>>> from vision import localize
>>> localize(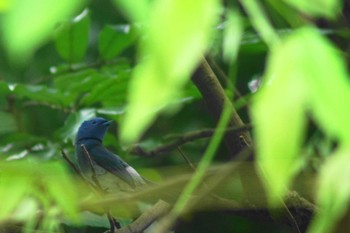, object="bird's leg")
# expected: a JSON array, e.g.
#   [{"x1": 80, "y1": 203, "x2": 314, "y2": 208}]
[{"x1": 107, "y1": 212, "x2": 121, "y2": 232}]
